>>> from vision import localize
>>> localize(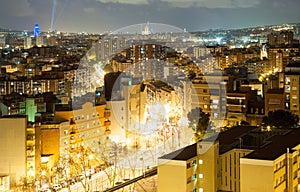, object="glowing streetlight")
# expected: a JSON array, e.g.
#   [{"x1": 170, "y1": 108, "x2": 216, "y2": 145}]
[{"x1": 41, "y1": 170, "x2": 47, "y2": 176}]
